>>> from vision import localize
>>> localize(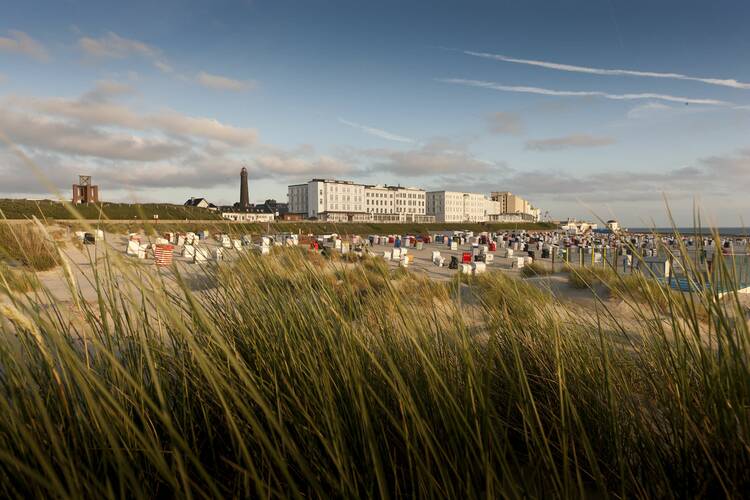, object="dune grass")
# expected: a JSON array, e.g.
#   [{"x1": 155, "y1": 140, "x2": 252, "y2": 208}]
[
  {"x1": 0, "y1": 233, "x2": 747, "y2": 498},
  {"x1": 565, "y1": 264, "x2": 617, "y2": 289},
  {"x1": 564, "y1": 259, "x2": 714, "y2": 322},
  {"x1": 0, "y1": 222, "x2": 60, "y2": 271},
  {"x1": 521, "y1": 261, "x2": 554, "y2": 278},
  {"x1": 0, "y1": 262, "x2": 41, "y2": 293}
]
